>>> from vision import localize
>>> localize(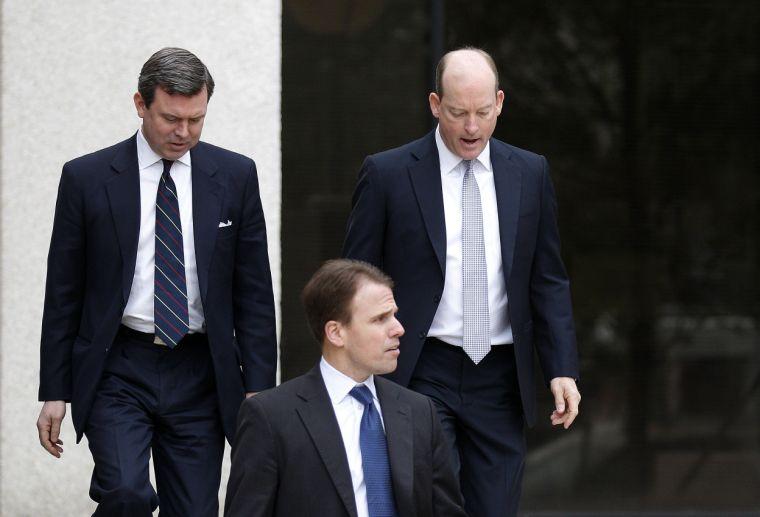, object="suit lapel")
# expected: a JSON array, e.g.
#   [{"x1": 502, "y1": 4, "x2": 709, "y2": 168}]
[
  {"x1": 491, "y1": 143, "x2": 522, "y2": 286},
  {"x1": 408, "y1": 133, "x2": 446, "y2": 276},
  {"x1": 189, "y1": 144, "x2": 224, "y2": 305},
  {"x1": 106, "y1": 136, "x2": 141, "y2": 305},
  {"x1": 296, "y1": 366, "x2": 359, "y2": 517},
  {"x1": 376, "y1": 378, "x2": 414, "y2": 516}
]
